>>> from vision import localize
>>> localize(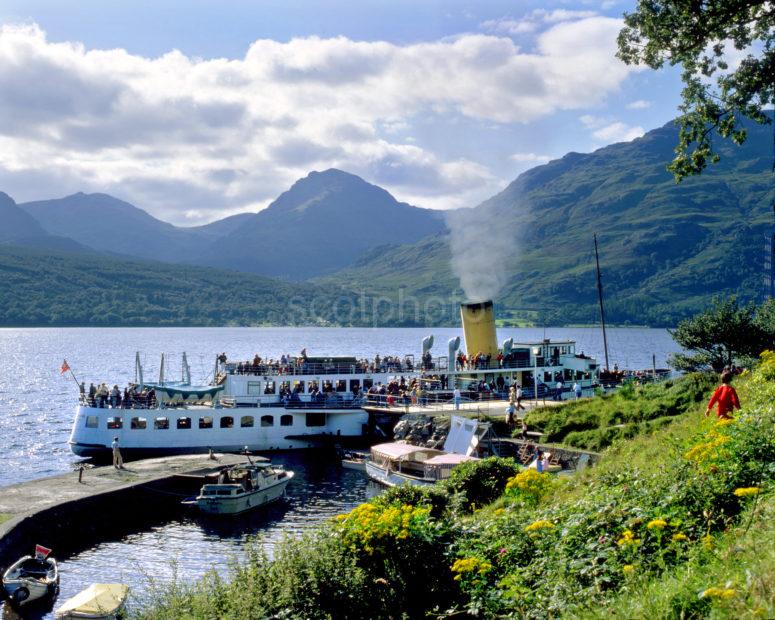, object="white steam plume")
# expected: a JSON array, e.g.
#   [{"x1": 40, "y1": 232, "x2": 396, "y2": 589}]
[{"x1": 445, "y1": 201, "x2": 520, "y2": 302}]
